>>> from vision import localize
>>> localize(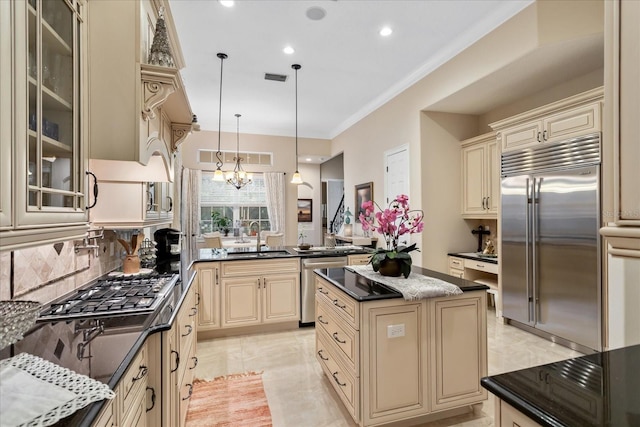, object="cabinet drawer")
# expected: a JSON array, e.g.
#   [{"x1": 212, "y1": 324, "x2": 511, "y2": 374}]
[
  {"x1": 449, "y1": 268, "x2": 464, "y2": 279},
  {"x1": 499, "y1": 400, "x2": 542, "y2": 427},
  {"x1": 316, "y1": 300, "x2": 359, "y2": 372},
  {"x1": 120, "y1": 345, "x2": 148, "y2": 420},
  {"x1": 121, "y1": 384, "x2": 147, "y2": 427},
  {"x1": 315, "y1": 278, "x2": 359, "y2": 329},
  {"x1": 316, "y1": 331, "x2": 359, "y2": 422},
  {"x1": 448, "y1": 257, "x2": 465, "y2": 270},
  {"x1": 93, "y1": 400, "x2": 116, "y2": 427},
  {"x1": 464, "y1": 259, "x2": 498, "y2": 275},
  {"x1": 221, "y1": 258, "x2": 300, "y2": 277}
]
